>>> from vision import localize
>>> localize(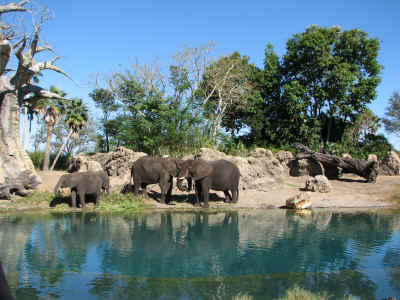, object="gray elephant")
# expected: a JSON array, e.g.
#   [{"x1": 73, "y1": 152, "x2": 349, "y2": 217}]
[
  {"x1": 54, "y1": 171, "x2": 105, "y2": 208},
  {"x1": 130, "y1": 156, "x2": 190, "y2": 204},
  {"x1": 176, "y1": 159, "x2": 240, "y2": 208}
]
